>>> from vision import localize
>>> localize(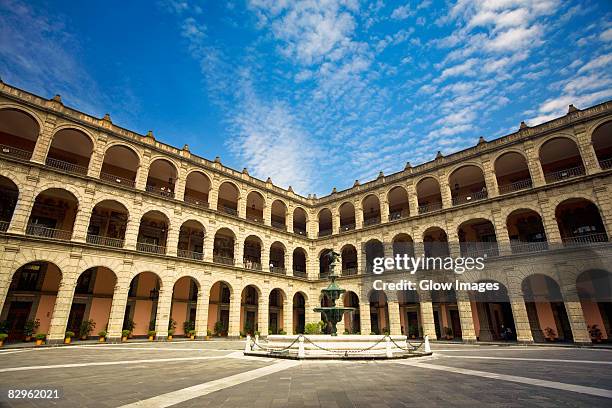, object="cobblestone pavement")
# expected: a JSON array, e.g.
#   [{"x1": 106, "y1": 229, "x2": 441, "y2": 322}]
[{"x1": 0, "y1": 341, "x2": 610, "y2": 407}]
